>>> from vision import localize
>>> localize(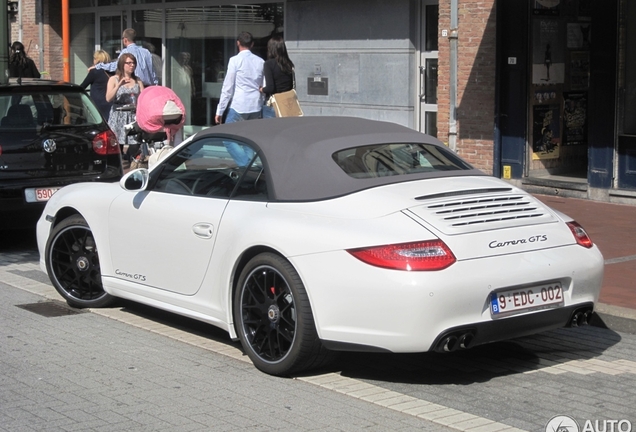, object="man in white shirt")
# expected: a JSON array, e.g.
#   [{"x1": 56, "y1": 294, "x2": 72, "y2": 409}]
[
  {"x1": 215, "y1": 31, "x2": 264, "y2": 125},
  {"x1": 215, "y1": 32, "x2": 264, "y2": 166}
]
